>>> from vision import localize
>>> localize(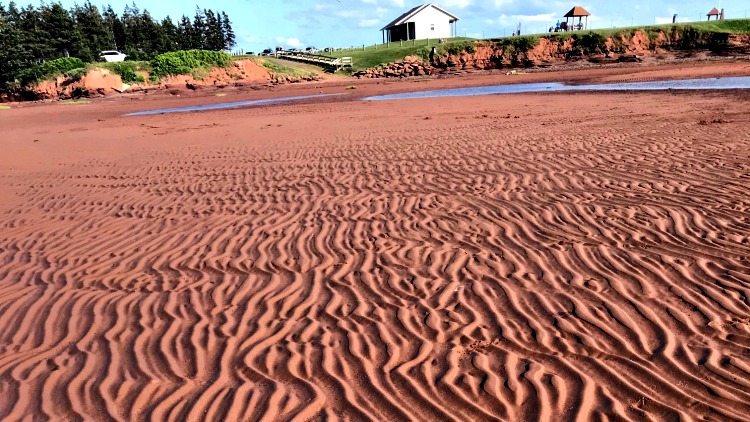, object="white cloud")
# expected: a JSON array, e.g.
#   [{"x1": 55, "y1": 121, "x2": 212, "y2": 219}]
[
  {"x1": 494, "y1": 0, "x2": 516, "y2": 7},
  {"x1": 495, "y1": 12, "x2": 556, "y2": 26},
  {"x1": 275, "y1": 37, "x2": 304, "y2": 48},
  {"x1": 442, "y1": 0, "x2": 473, "y2": 8},
  {"x1": 359, "y1": 18, "x2": 381, "y2": 27}
]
